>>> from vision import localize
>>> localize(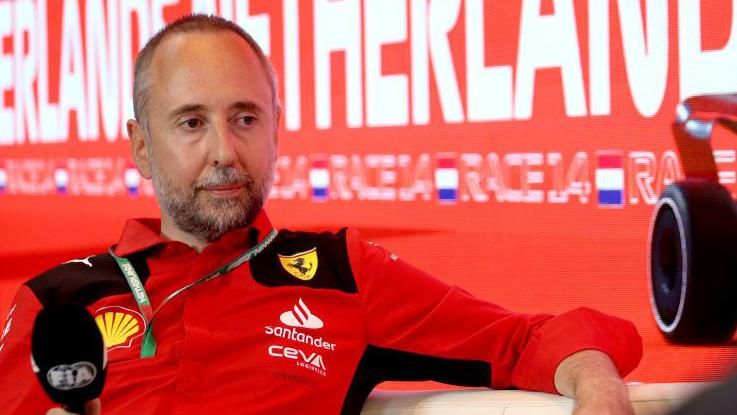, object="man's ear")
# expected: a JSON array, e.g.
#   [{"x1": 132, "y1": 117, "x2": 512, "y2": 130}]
[{"x1": 127, "y1": 119, "x2": 153, "y2": 180}]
